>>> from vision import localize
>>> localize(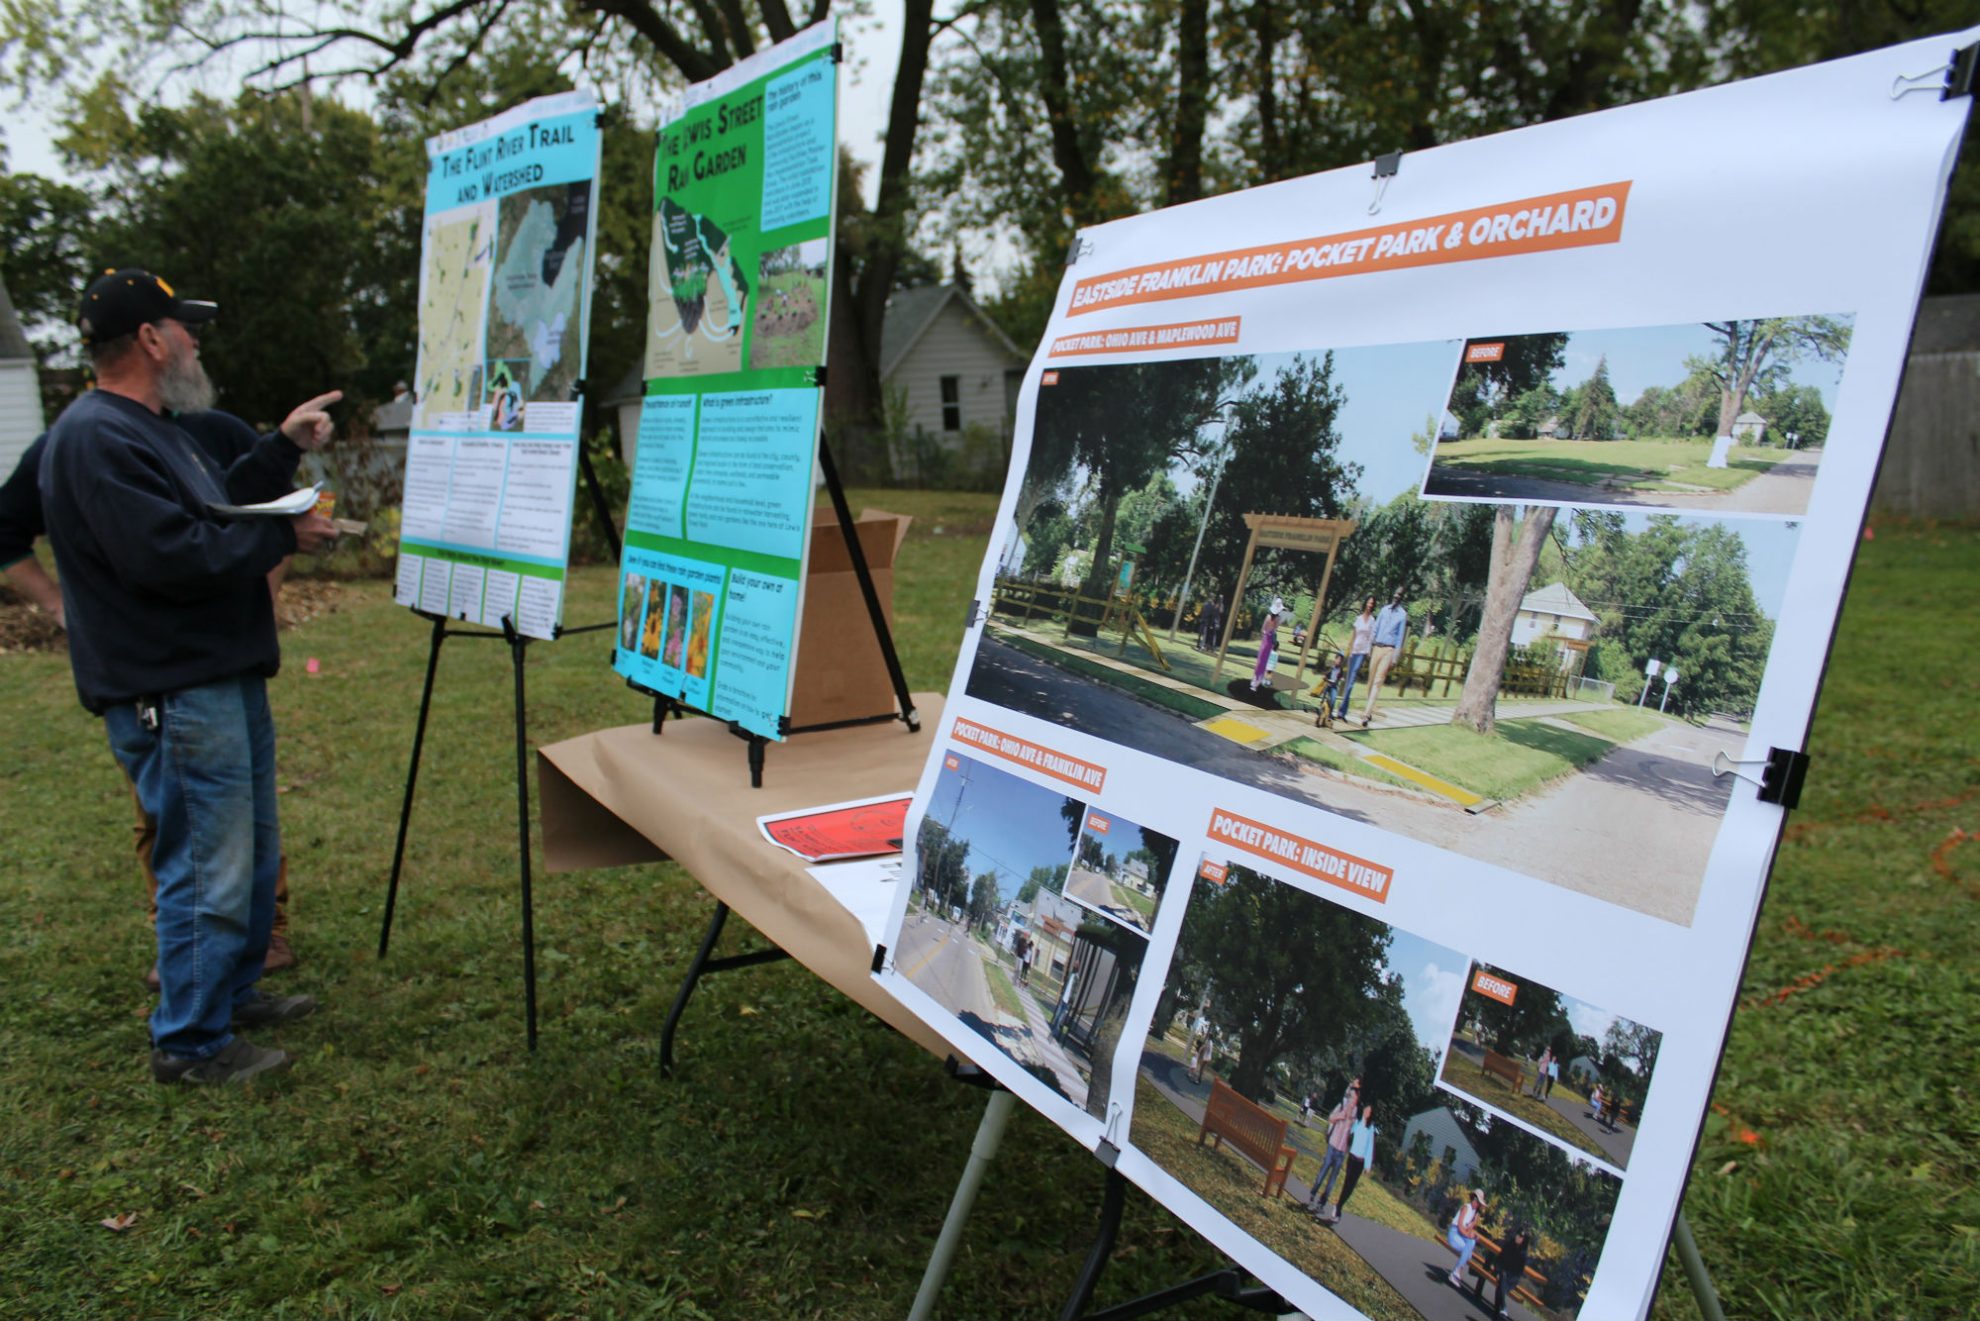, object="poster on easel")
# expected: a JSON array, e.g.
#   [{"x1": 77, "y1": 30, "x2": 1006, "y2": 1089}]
[
  {"x1": 392, "y1": 90, "x2": 603, "y2": 641},
  {"x1": 612, "y1": 20, "x2": 839, "y2": 741},
  {"x1": 875, "y1": 32, "x2": 1974, "y2": 1321}
]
